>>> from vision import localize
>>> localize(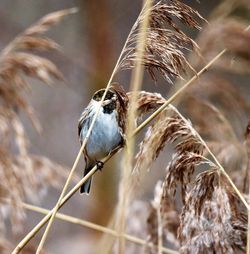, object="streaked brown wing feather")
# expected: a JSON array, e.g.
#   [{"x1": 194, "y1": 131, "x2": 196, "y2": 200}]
[{"x1": 110, "y1": 83, "x2": 128, "y2": 139}]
